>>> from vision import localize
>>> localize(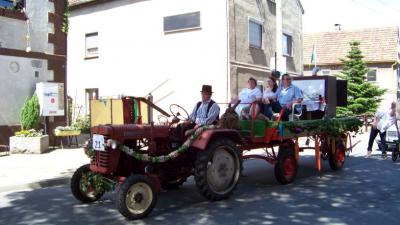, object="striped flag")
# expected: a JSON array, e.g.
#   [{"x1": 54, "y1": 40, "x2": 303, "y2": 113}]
[{"x1": 311, "y1": 44, "x2": 317, "y2": 67}]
